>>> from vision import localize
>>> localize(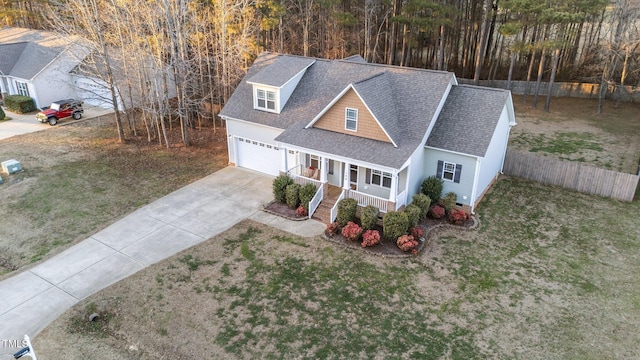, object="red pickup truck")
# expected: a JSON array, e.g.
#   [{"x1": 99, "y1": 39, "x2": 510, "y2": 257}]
[{"x1": 35, "y1": 99, "x2": 84, "y2": 126}]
